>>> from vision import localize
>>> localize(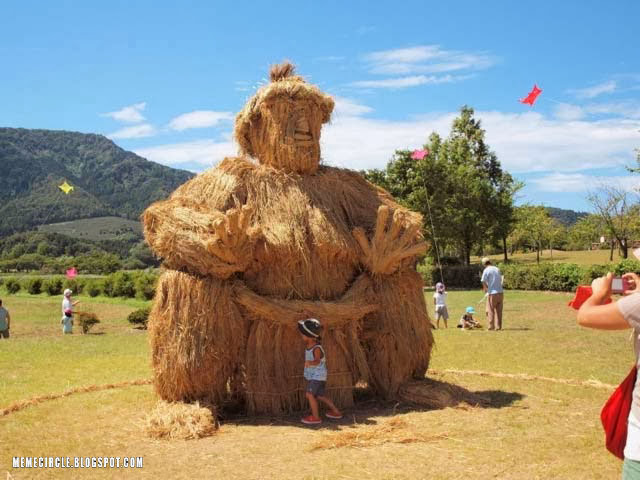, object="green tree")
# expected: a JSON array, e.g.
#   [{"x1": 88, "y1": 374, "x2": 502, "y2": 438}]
[
  {"x1": 588, "y1": 185, "x2": 638, "y2": 259},
  {"x1": 511, "y1": 205, "x2": 556, "y2": 263},
  {"x1": 567, "y1": 215, "x2": 604, "y2": 251},
  {"x1": 364, "y1": 107, "x2": 518, "y2": 266}
]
